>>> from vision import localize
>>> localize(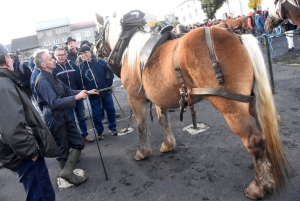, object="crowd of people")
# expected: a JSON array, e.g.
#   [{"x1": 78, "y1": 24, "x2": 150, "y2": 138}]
[{"x1": 0, "y1": 35, "x2": 120, "y2": 200}]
